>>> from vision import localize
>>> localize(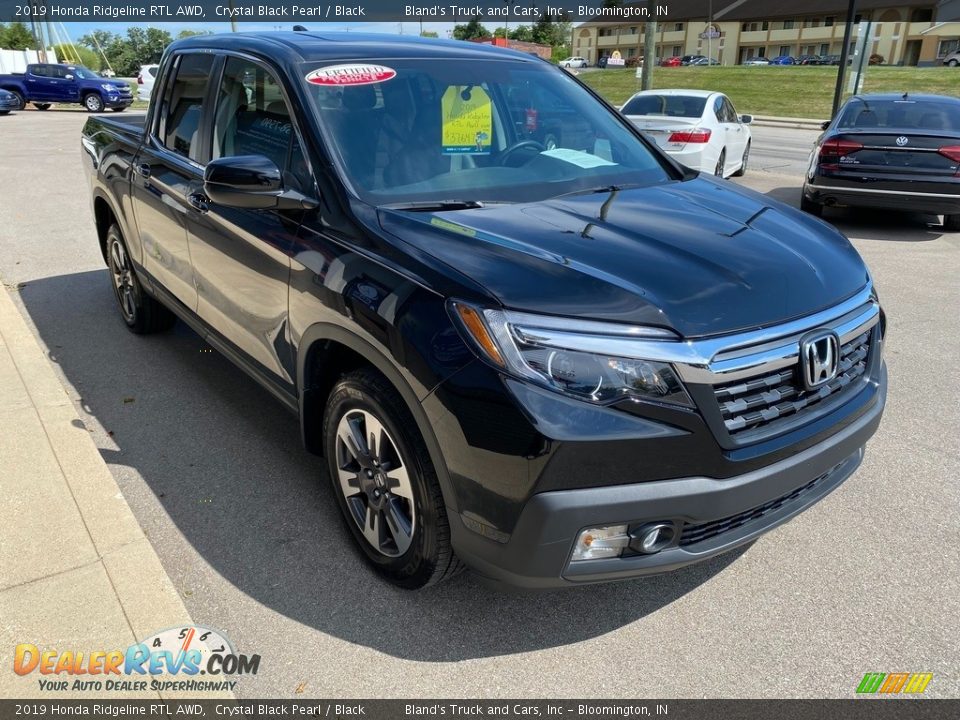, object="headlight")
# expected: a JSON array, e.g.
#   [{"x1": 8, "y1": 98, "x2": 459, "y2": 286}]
[
  {"x1": 450, "y1": 302, "x2": 693, "y2": 408},
  {"x1": 101, "y1": 83, "x2": 119, "y2": 92}
]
